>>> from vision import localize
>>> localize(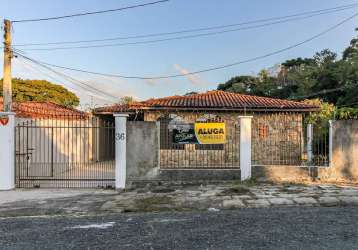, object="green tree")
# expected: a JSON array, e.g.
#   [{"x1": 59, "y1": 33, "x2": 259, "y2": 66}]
[
  {"x1": 118, "y1": 96, "x2": 135, "y2": 105},
  {"x1": 217, "y1": 33, "x2": 358, "y2": 108},
  {"x1": 217, "y1": 75, "x2": 257, "y2": 94},
  {"x1": 0, "y1": 78, "x2": 80, "y2": 107}
]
